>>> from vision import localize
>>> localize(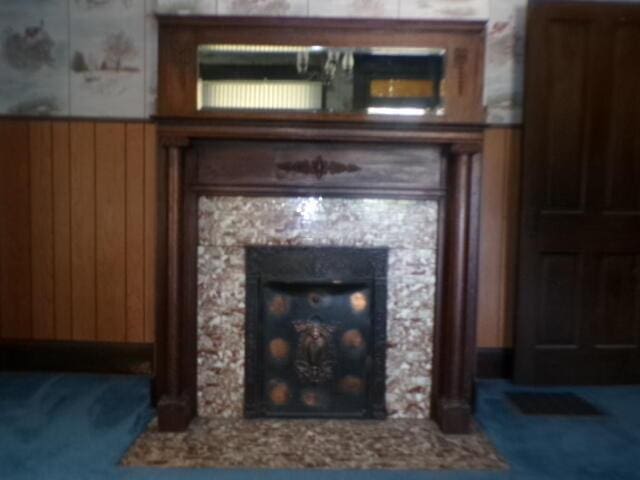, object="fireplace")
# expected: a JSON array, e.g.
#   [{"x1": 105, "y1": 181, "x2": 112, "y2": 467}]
[
  {"x1": 154, "y1": 15, "x2": 485, "y2": 435},
  {"x1": 244, "y1": 246, "x2": 388, "y2": 419}
]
